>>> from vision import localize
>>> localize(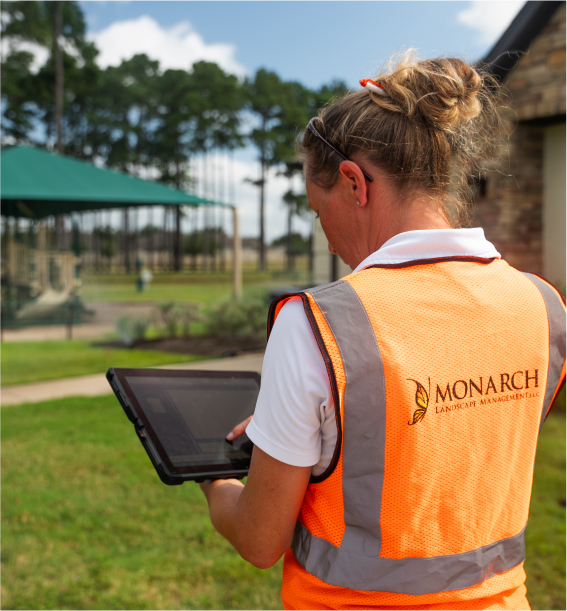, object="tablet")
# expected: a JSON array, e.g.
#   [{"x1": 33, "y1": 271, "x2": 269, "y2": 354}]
[{"x1": 107, "y1": 368, "x2": 260, "y2": 485}]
